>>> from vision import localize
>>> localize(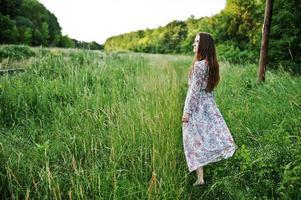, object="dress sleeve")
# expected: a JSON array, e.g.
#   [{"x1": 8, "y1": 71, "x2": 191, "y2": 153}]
[{"x1": 183, "y1": 61, "x2": 207, "y2": 115}]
